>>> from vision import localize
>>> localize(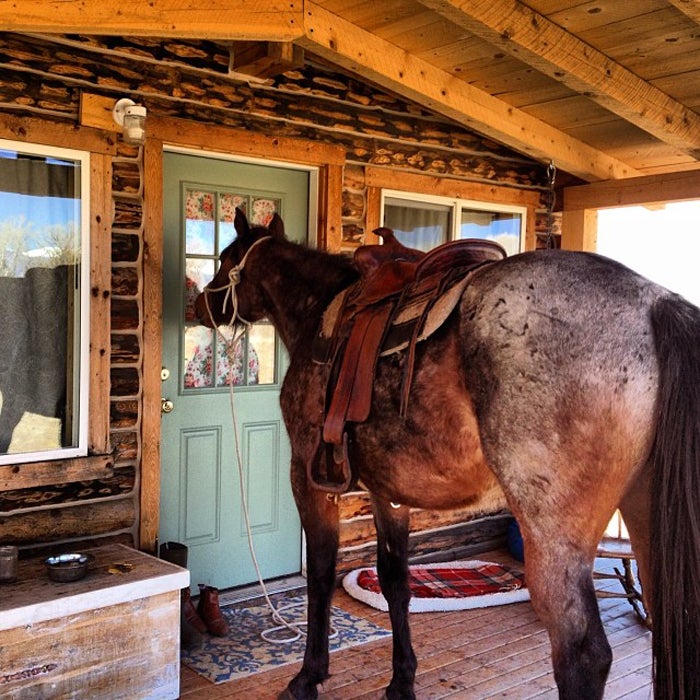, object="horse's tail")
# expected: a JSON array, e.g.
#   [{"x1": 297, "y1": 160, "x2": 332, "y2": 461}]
[{"x1": 649, "y1": 293, "x2": 700, "y2": 700}]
